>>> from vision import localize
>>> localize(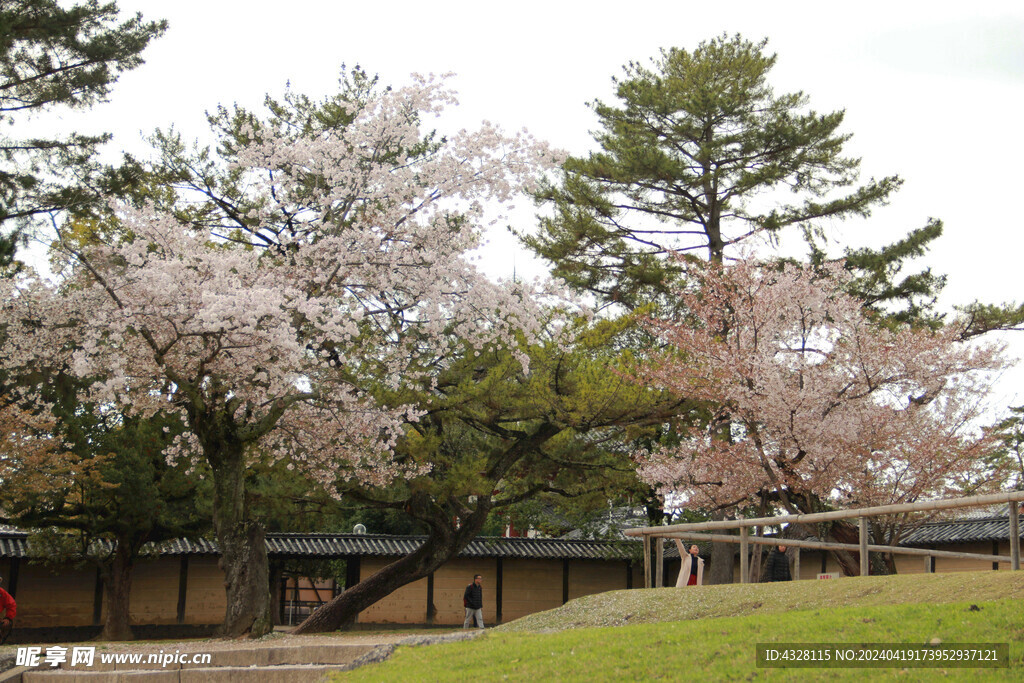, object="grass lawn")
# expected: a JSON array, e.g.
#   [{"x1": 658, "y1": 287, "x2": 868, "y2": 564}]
[{"x1": 333, "y1": 572, "x2": 1024, "y2": 681}]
